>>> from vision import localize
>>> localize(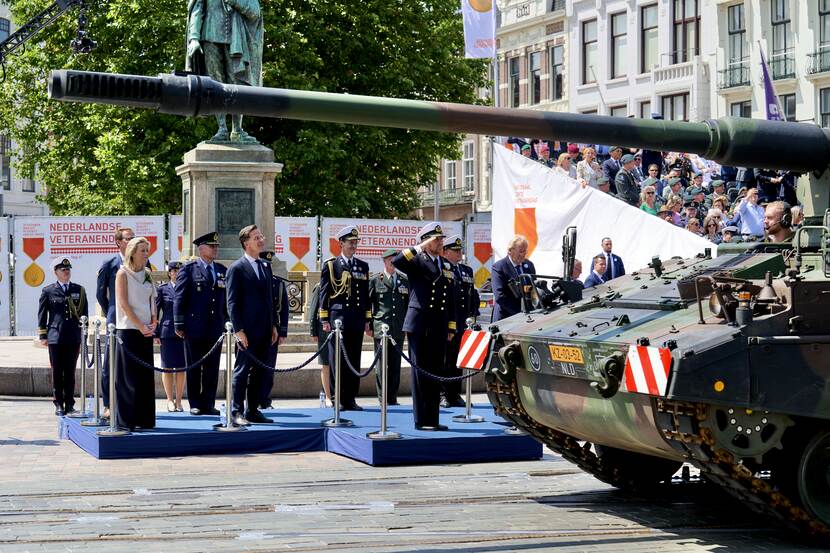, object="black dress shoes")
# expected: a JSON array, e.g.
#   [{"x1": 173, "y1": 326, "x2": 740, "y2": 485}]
[
  {"x1": 441, "y1": 396, "x2": 466, "y2": 408},
  {"x1": 204, "y1": 408, "x2": 221, "y2": 416},
  {"x1": 341, "y1": 403, "x2": 363, "y2": 411},
  {"x1": 189, "y1": 408, "x2": 202, "y2": 416},
  {"x1": 245, "y1": 410, "x2": 273, "y2": 424},
  {"x1": 232, "y1": 413, "x2": 250, "y2": 426},
  {"x1": 54, "y1": 407, "x2": 65, "y2": 416},
  {"x1": 415, "y1": 424, "x2": 449, "y2": 432}
]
